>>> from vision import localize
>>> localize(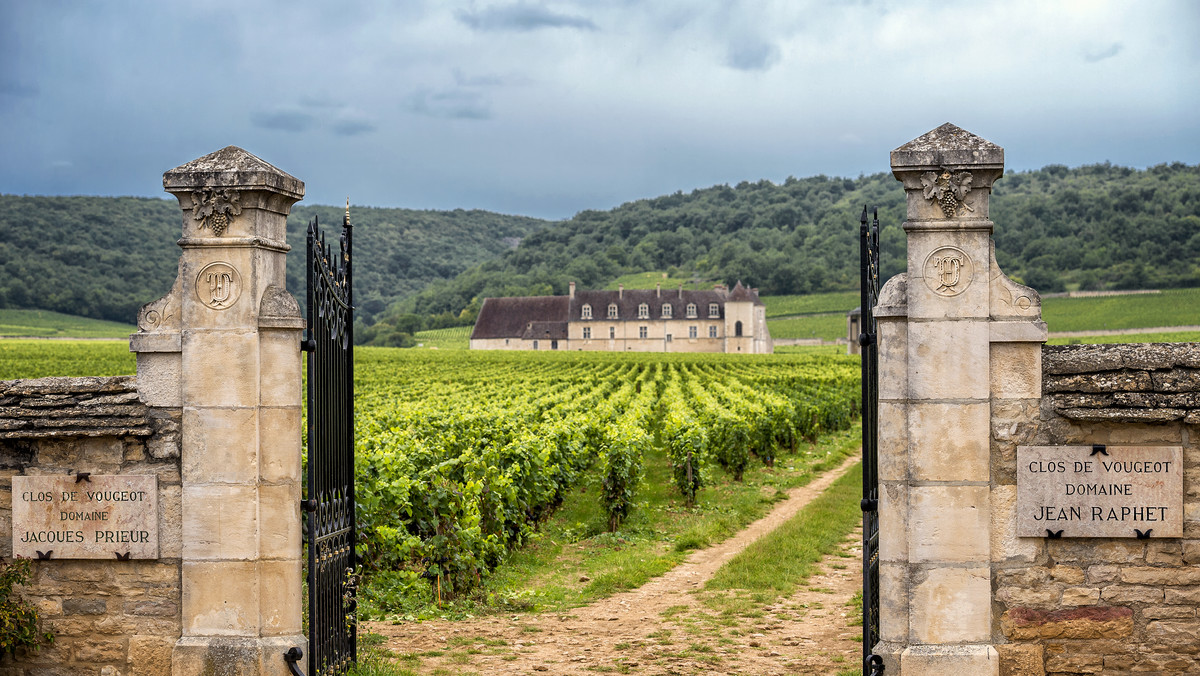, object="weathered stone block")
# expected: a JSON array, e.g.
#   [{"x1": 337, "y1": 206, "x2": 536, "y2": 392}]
[
  {"x1": 1045, "y1": 652, "x2": 1103, "y2": 673},
  {"x1": 997, "y1": 642, "x2": 1044, "y2": 676},
  {"x1": 1001, "y1": 605, "x2": 1133, "y2": 639},
  {"x1": 258, "y1": 406, "x2": 301, "y2": 484},
  {"x1": 879, "y1": 562, "x2": 909, "y2": 643},
  {"x1": 877, "y1": 401, "x2": 907, "y2": 482},
  {"x1": 1164, "y1": 586, "x2": 1200, "y2": 604},
  {"x1": 991, "y1": 342, "x2": 1041, "y2": 399},
  {"x1": 908, "y1": 320, "x2": 990, "y2": 400},
  {"x1": 1121, "y1": 566, "x2": 1200, "y2": 585},
  {"x1": 991, "y1": 484, "x2": 1040, "y2": 563},
  {"x1": 181, "y1": 484, "x2": 259, "y2": 560},
  {"x1": 909, "y1": 402, "x2": 989, "y2": 482},
  {"x1": 181, "y1": 561, "x2": 259, "y2": 635},
  {"x1": 910, "y1": 566, "x2": 991, "y2": 643},
  {"x1": 62, "y1": 598, "x2": 107, "y2": 615},
  {"x1": 900, "y1": 644, "x2": 1000, "y2": 676},
  {"x1": 130, "y1": 634, "x2": 174, "y2": 676},
  {"x1": 1061, "y1": 587, "x2": 1100, "y2": 606},
  {"x1": 182, "y1": 406, "x2": 258, "y2": 484},
  {"x1": 180, "y1": 330, "x2": 259, "y2": 408},
  {"x1": 1145, "y1": 619, "x2": 1200, "y2": 647},
  {"x1": 1100, "y1": 585, "x2": 1164, "y2": 604},
  {"x1": 879, "y1": 482, "x2": 907, "y2": 562},
  {"x1": 1144, "y1": 605, "x2": 1196, "y2": 619},
  {"x1": 259, "y1": 559, "x2": 302, "y2": 636},
  {"x1": 908, "y1": 485, "x2": 990, "y2": 562},
  {"x1": 1044, "y1": 370, "x2": 1153, "y2": 394}
]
